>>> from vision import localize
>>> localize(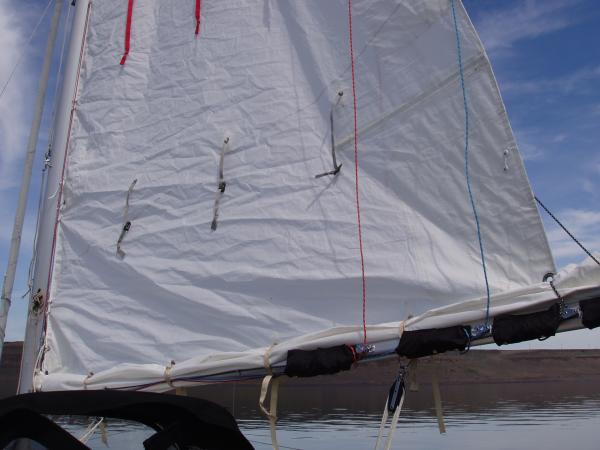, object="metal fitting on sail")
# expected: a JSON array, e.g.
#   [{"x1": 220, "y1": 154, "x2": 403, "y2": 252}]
[
  {"x1": 211, "y1": 137, "x2": 229, "y2": 231},
  {"x1": 315, "y1": 91, "x2": 344, "y2": 178},
  {"x1": 31, "y1": 289, "x2": 44, "y2": 314},
  {"x1": 43, "y1": 144, "x2": 52, "y2": 170},
  {"x1": 354, "y1": 342, "x2": 374, "y2": 355},
  {"x1": 543, "y1": 272, "x2": 579, "y2": 320},
  {"x1": 470, "y1": 323, "x2": 491, "y2": 340},
  {"x1": 116, "y1": 179, "x2": 137, "y2": 259}
]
